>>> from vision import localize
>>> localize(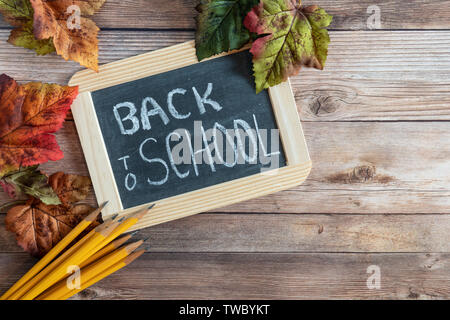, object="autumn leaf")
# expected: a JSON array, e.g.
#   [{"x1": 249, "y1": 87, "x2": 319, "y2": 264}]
[
  {"x1": 9, "y1": 20, "x2": 56, "y2": 55},
  {"x1": 0, "y1": 0, "x2": 105, "y2": 70},
  {"x1": 30, "y1": 0, "x2": 106, "y2": 71},
  {"x1": 195, "y1": 0, "x2": 259, "y2": 61},
  {"x1": 5, "y1": 198, "x2": 94, "y2": 257},
  {"x1": 0, "y1": 0, "x2": 33, "y2": 27},
  {"x1": 244, "y1": 0, "x2": 332, "y2": 93},
  {"x1": 0, "y1": 74, "x2": 78, "y2": 177},
  {"x1": 0, "y1": 165, "x2": 60, "y2": 204},
  {"x1": 48, "y1": 171, "x2": 91, "y2": 205},
  {"x1": 0, "y1": 0, "x2": 55, "y2": 54},
  {"x1": 5, "y1": 171, "x2": 94, "y2": 257}
]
